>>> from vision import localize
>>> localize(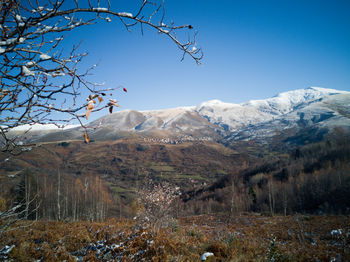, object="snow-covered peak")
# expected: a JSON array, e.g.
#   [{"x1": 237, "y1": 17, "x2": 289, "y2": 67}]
[
  {"x1": 194, "y1": 87, "x2": 350, "y2": 131},
  {"x1": 142, "y1": 106, "x2": 194, "y2": 126},
  {"x1": 270, "y1": 86, "x2": 348, "y2": 102},
  {"x1": 196, "y1": 99, "x2": 237, "y2": 110},
  {"x1": 196, "y1": 87, "x2": 347, "y2": 114},
  {"x1": 198, "y1": 99, "x2": 224, "y2": 107},
  {"x1": 140, "y1": 106, "x2": 195, "y2": 114},
  {"x1": 307, "y1": 86, "x2": 349, "y2": 94},
  {"x1": 275, "y1": 86, "x2": 347, "y2": 100},
  {"x1": 242, "y1": 87, "x2": 349, "y2": 115}
]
